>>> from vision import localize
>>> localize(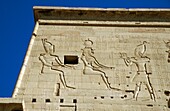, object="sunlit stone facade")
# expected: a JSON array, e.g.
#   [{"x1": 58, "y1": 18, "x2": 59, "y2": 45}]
[{"x1": 1, "y1": 6, "x2": 170, "y2": 111}]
